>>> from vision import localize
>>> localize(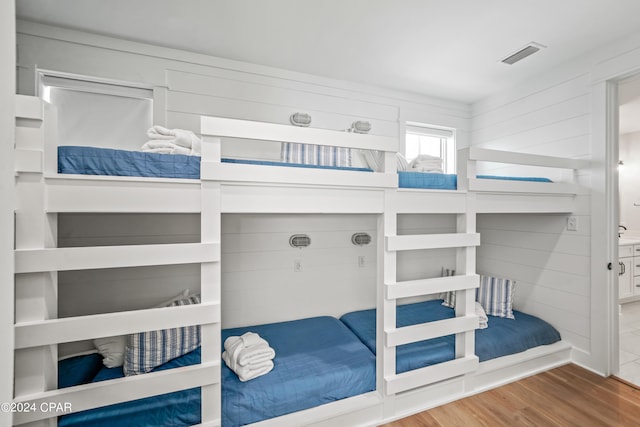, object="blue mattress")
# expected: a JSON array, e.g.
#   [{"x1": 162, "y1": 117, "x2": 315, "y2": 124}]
[
  {"x1": 58, "y1": 146, "x2": 551, "y2": 190},
  {"x1": 398, "y1": 171, "x2": 552, "y2": 190},
  {"x1": 58, "y1": 316, "x2": 376, "y2": 427},
  {"x1": 340, "y1": 299, "x2": 561, "y2": 374},
  {"x1": 57, "y1": 146, "x2": 372, "y2": 178}
]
